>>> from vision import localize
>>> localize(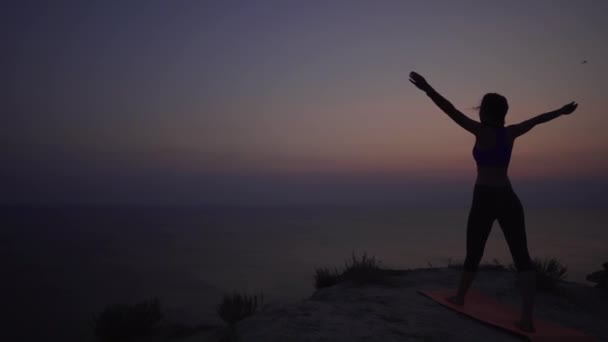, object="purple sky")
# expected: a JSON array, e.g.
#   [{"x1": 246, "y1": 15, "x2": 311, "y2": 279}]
[{"x1": 2, "y1": 1, "x2": 608, "y2": 205}]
